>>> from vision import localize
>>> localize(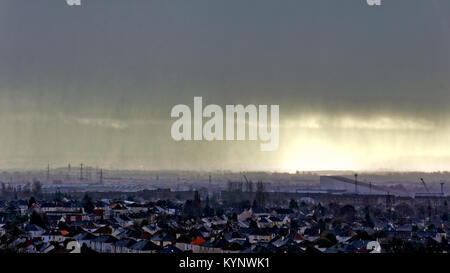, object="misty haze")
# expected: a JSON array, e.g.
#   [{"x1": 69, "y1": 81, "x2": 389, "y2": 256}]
[{"x1": 1, "y1": 0, "x2": 450, "y2": 257}]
